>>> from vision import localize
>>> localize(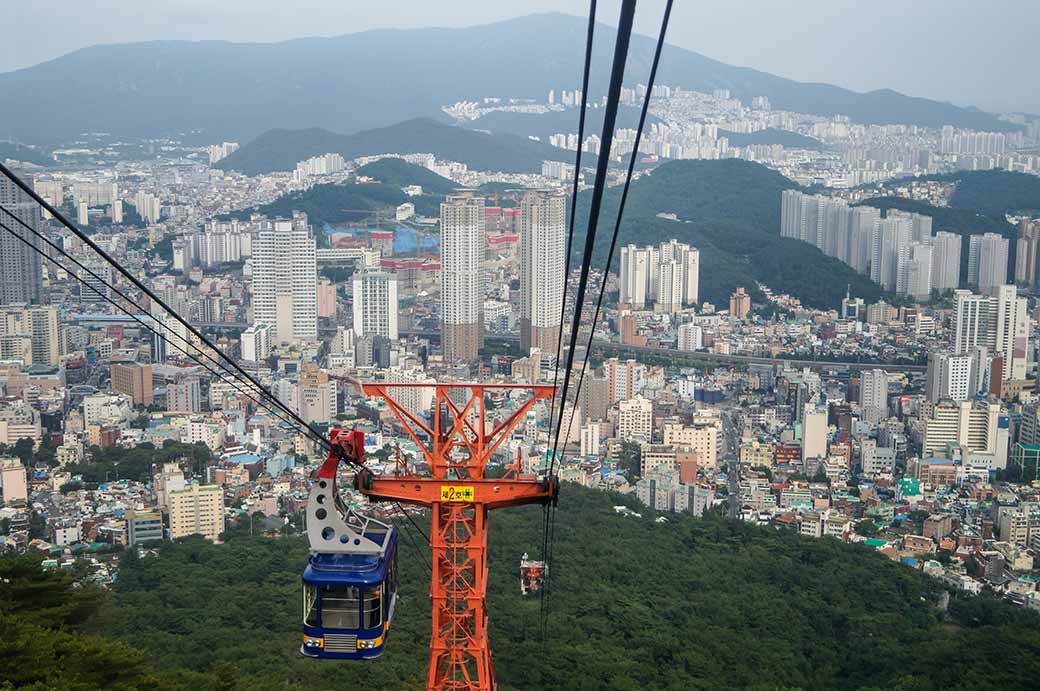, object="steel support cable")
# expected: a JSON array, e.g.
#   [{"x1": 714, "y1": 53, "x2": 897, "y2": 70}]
[
  {"x1": 395, "y1": 503, "x2": 432, "y2": 572},
  {"x1": 560, "y1": 0, "x2": 674, "y2": 455},
  {"x1": 0, "y1": 162, "x2": 330, "y2": 447},
  {"x1": 544, "y1": 0, "x2": 675, "y2": 647},
  {"x1": 0, "y1": 213, "x2": 317, "y2": 440},
  {"x1": 546, "y1": 0, "x2": 598, "y2": 460},
  {"x1": 540, "y1": 0, "x2": 598, "y2": 624},
  {"x1": 541, "y1": 0, "x2": 639, "y2": 643},
  {"x1": 549, "y1": 0, "x2": 637, "y2": 471}
]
